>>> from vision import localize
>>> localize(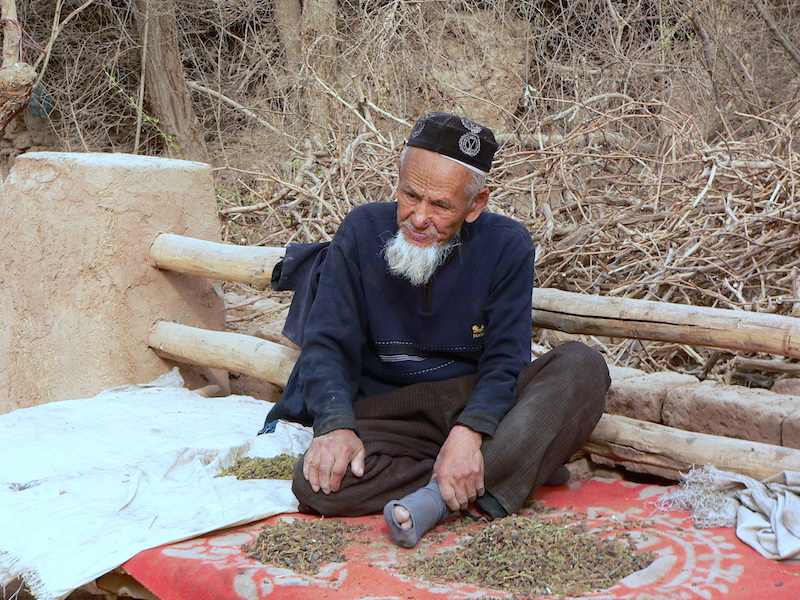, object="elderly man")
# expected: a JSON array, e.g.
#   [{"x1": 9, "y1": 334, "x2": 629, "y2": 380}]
[{"x1": 262, "y1": 112, "x2": 609, "y2": 548}]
